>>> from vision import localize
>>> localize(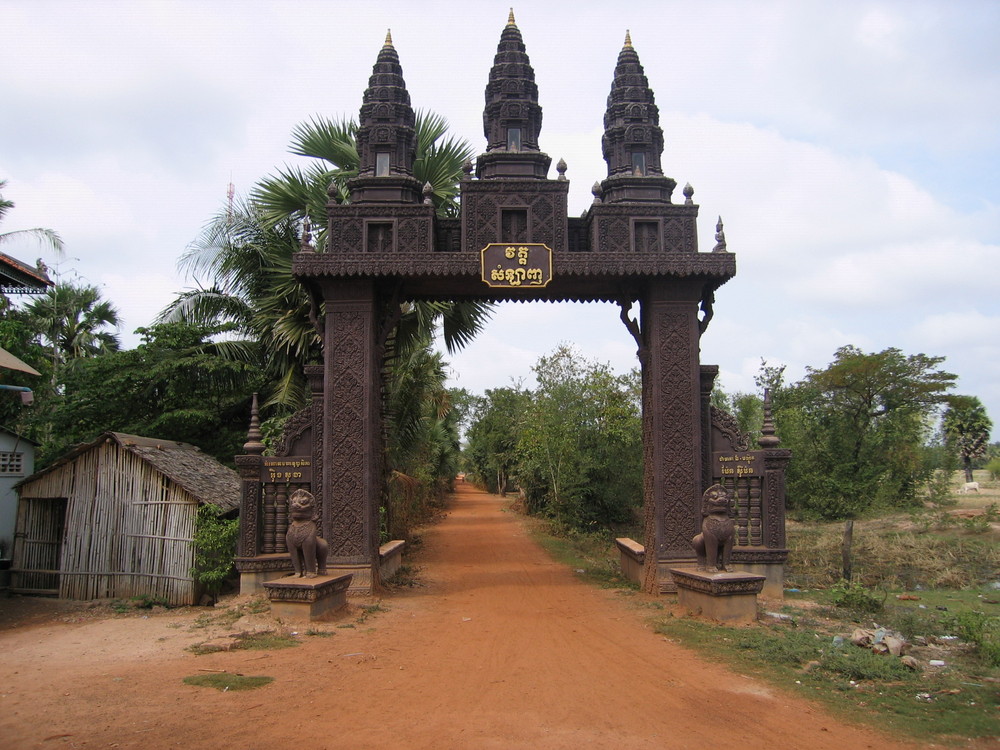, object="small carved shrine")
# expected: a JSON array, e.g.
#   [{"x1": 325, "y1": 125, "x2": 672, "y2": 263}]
[{"x1": 235, "y1": 15, "x2": 789, "y2": 596}]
